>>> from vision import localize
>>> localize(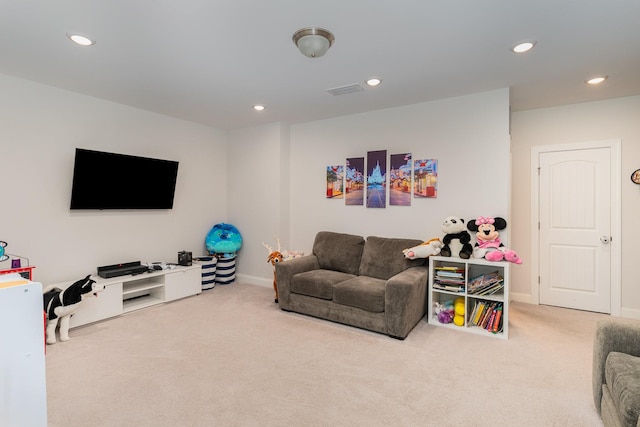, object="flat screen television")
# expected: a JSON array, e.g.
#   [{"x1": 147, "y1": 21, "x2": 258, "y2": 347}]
[{"x1": 70, "y1": 148, "x2": 179, "y2": 210}]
